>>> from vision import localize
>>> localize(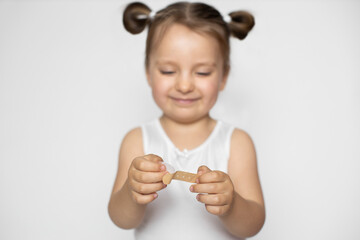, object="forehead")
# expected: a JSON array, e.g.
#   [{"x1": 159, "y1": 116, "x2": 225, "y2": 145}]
[{"x1": 150, "y1": 23, "x2": 222, "y2": 64}]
